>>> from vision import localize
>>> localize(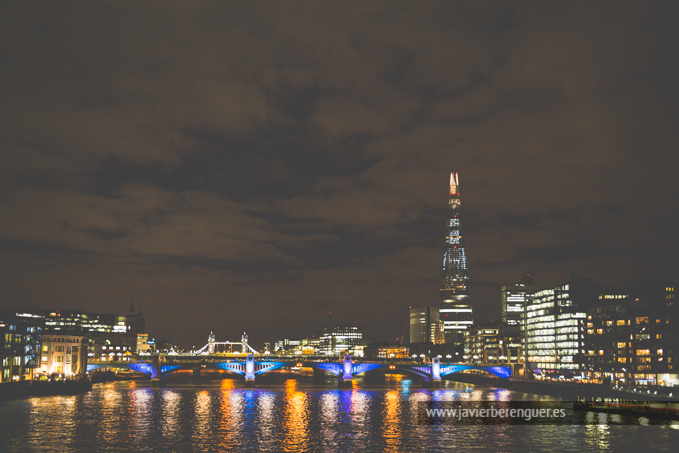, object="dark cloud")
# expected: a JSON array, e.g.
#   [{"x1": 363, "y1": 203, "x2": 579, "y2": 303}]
[{"x1": 1, "y1": 1, "x2": 677, "y2": 346}]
